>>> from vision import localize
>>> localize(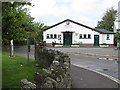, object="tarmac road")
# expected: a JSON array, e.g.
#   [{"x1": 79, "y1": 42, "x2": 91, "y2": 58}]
[
  {"x1": 70, "y1": 65, "x2": 119, "y2": 88},
  {"x1": 69, "y1": 54, "x2": 118, "y2": 79},
  {"x1": 2, "y1": 45, "x2": 120, "y2": 88}
]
